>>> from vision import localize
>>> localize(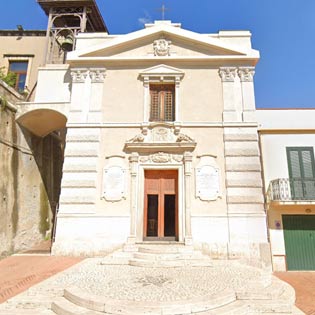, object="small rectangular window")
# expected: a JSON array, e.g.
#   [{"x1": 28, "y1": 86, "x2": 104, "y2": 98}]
[
  {"x1": 150, "y1": 84, "x2": 175, "y2": 122},
  {"x1": 9, "y1": 61, "x2": 28, "y2": 91}
]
